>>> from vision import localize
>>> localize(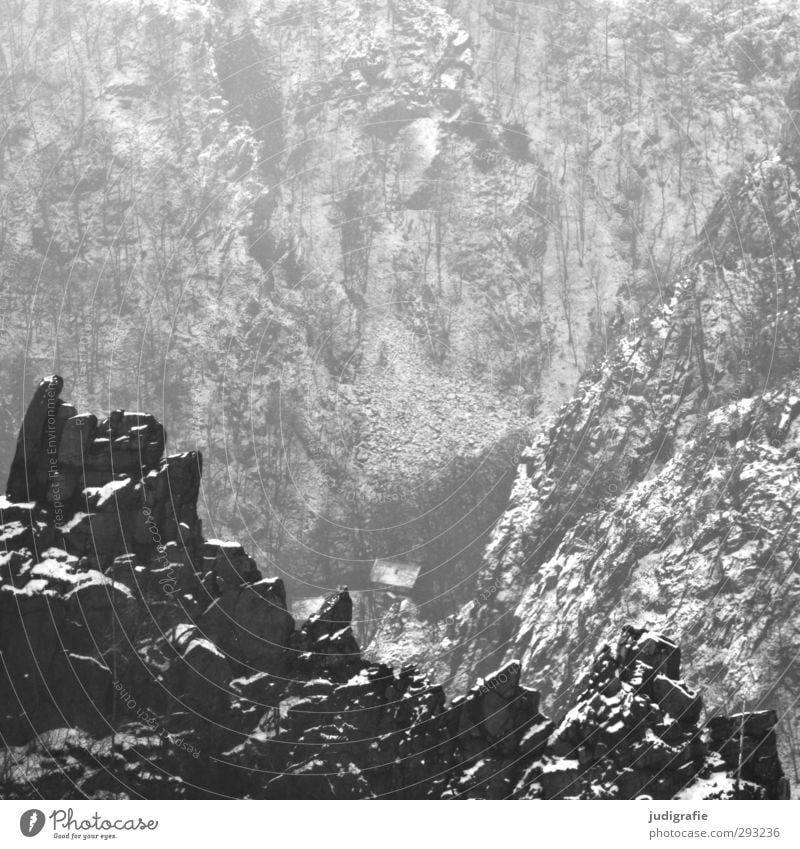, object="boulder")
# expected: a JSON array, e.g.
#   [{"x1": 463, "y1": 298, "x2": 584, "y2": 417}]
[
  {"x1": 231, "y1": 579, "x2": 294, "y2": 673},
  {"x1": 294, "y1": 589, "x2": 361, "y2": 678},
  {"x1": 0, "y1": 581, "x2": 69, "y2": 741},
  {"x1": 442, "y1": 756, "x2": 516, "y2": 799},
  {"x1": 518, "y1": 717, "x2": 554, "y2": 759},
  {"x1": 167, "y1": 623, "x2": 234, "y2": 712},
  {"x1": 456, "y1": 661, "x2": 525, "y2": 754},
  {"x1": 159, "y1": 452, "x2": 201, "y2": 504},
  {"x1": 197, "y1": 540, "x2": 260, "y2": 593},
  {"x1": 83, "y1": 476, "x2": 138, "y2": 513},
  {"x1": 707, "y1": 710, "x2": 778, "y2": 741},
  {"x1": 196, "y1": 592, "x2": 245, "y2": 664},
  {"x1": 539, "y1": 759, "x2": 582, "y2": 799},
  {"x1": 57, "y1": 413, "x2": 97, "y2": 467},
  {"x1": 230, "y1": 671, "x2": 284, "y2": 708},
  {"x1": 63, "y1": 575, "x2": 137, "y2": 649},
  {"x1": 49, "y1": 652, "x2": 114, "y2": 735},
  {"x1": 0, "y1": 519, "x2": 35, "y2": 554},
  {"x1": 652, "y1": 674, "x2": 703, "y2": 725},
  {"x1": 301, "y1": 587, "x2": 353, "y2": 641},
  {"x1": 0, "y1": 496, "x2": 36, "y2": 526},
  {"x1": 617, "y1": 626, "x2": 681, "y2": 682},
  {"x1": 61, "y1": 512, "x2": 123, "y2": 568},
  {"x1": 82, "y1": 411, "x2": 165, "y2": 478}
]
